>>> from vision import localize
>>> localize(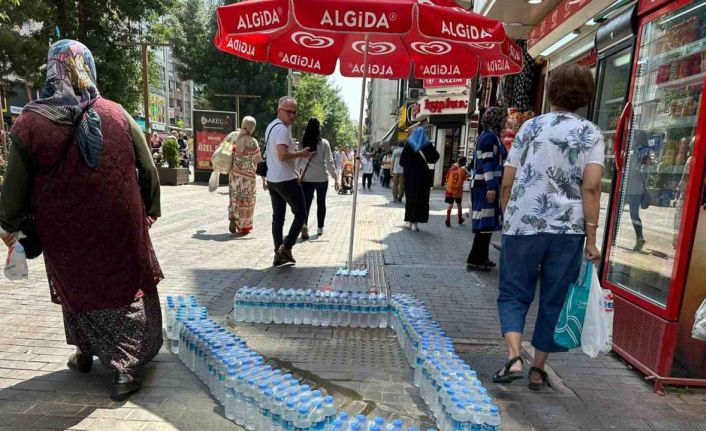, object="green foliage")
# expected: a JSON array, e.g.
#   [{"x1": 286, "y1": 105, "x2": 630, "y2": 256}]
[
  {"x1": 0, "y1": 0, "x2": 172, "y2": 113},
  {"x1": 293, "y1": 74, "x2": 358, "y2": 150},
  {"x1": 170, "y1": 0, "x2": 356, "y2": 147},
  {"x1": 176, "y1": 118, "x2": 184, "y2": 128},
  {"x1": 162, "y1": 136, "x2": 179, "y2": 168}
]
